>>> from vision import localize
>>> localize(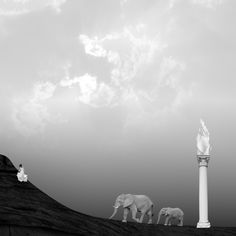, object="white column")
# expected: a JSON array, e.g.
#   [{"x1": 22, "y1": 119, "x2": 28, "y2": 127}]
[{"x1": 197, "y1": 155, "x2": 211, "y2": 228}]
